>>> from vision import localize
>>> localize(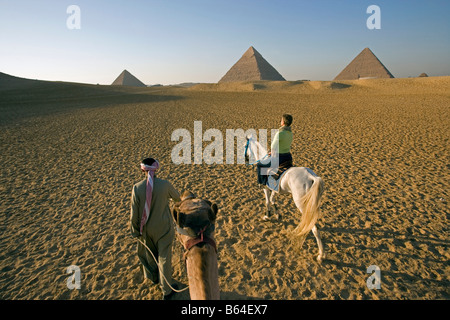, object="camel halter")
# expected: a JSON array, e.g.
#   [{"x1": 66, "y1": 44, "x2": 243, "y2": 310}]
[{"x1": 181, "y1": 224, "x2": 217, "y2": 259}]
